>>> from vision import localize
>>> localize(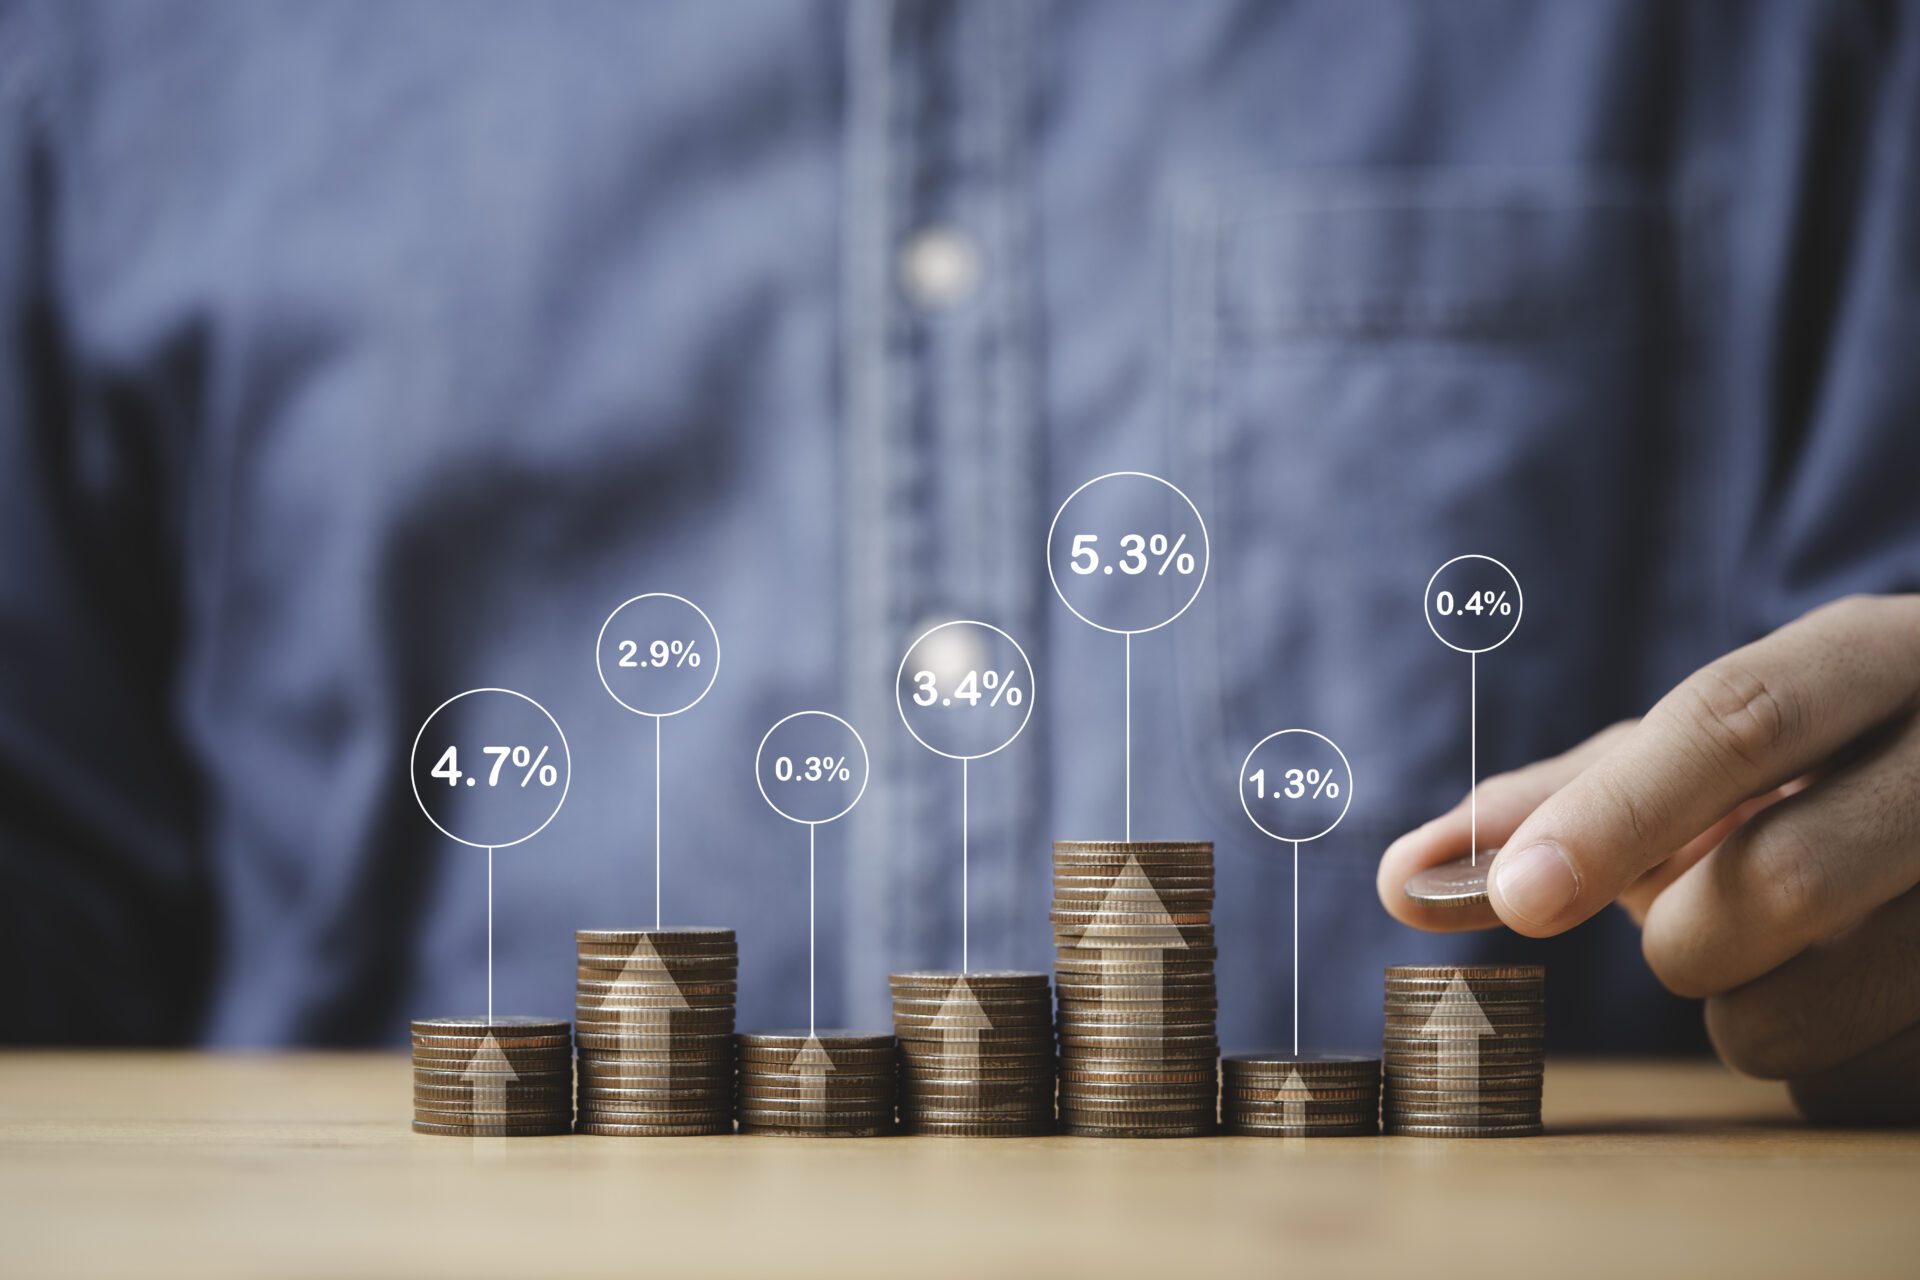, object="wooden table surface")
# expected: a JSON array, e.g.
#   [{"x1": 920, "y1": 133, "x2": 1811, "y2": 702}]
[{"x1": 1, "y1": 1053, "x2": 1915, "y2": 1278}]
